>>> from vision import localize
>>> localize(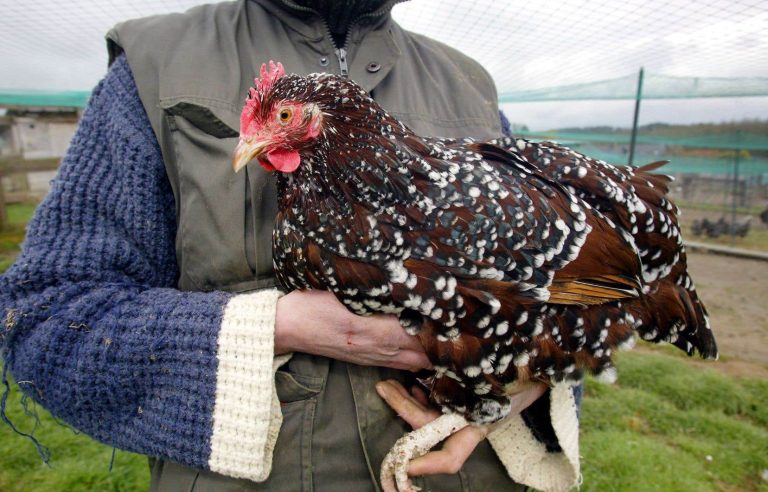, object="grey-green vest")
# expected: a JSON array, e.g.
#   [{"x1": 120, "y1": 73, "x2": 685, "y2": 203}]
[{"x1": 107, "y1": 1, "x2": 518, "y2": 490}]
